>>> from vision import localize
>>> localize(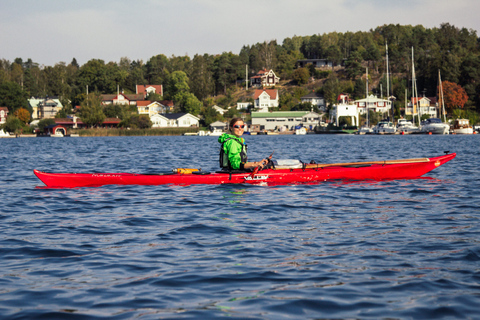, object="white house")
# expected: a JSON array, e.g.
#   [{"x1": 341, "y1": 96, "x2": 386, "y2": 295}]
[
  {"x1": 251, "y1": 111, "x2": 320, "y2": 131},
  {"x1": 0, "y1": 107, "x2": 8, "y2": 124},
  {"x1": 300, "y1": 92, "x2": 326, "y2": 111},
  {"x1": 236, "y1": 102, "x2": 252, "y2": 110},
  {"x1": 150, "y1": 114, "x2": 169, "y2": 128},
  {"x1": 212, "y1": 105, "x2": 227, "y2": 115},
  {"x1": 254, "y1": 89, "x2": 279, "y2": 112},
  {"x1": 161, "y1": 113, "x2": 200, "y2": 127},
  {"x1": 137, "y1": 101, "x2": 173, "y2": 116},
  {"x1": 354, "y1": 95, "x2": 392, "y2": 115},
  {"x1": 408, "y1": 97, "x2": 437, "y2": 118}
]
